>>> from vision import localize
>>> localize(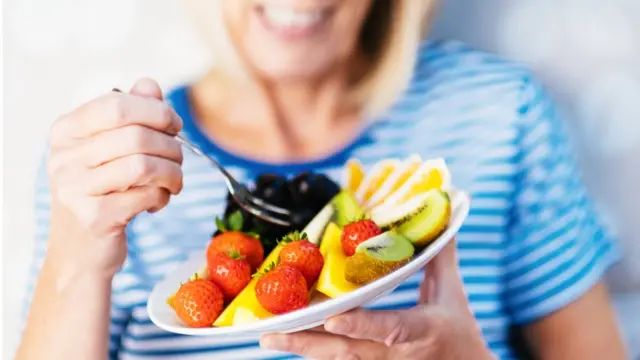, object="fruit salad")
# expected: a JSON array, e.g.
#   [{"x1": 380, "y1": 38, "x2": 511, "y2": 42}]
[{"x1": 168, "y1": 155, "x2": 452, "y2": 328}]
